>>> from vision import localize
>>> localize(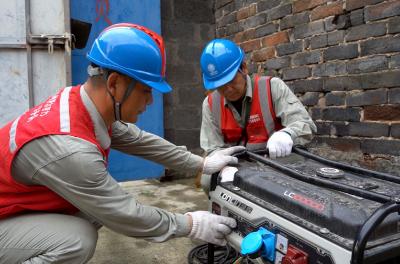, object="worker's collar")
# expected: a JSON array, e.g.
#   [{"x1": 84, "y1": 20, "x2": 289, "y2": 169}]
[
  {"x1": 223, "y1": 75, "x2": 253, "y2": 106},
  {"x1": 80, "y1": 85, "x2": 111, "y2": 149}
]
